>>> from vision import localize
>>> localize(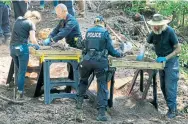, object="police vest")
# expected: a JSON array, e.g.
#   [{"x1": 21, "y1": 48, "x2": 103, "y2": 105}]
[{"x1": 85, "y1": 26, "x2": 107, "y2": 51}]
